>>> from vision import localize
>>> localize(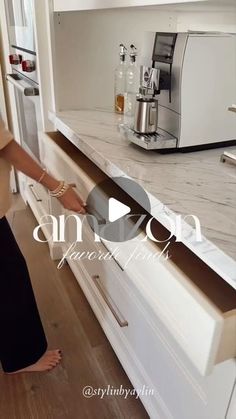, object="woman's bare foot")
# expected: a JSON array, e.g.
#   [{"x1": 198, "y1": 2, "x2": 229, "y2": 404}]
[{"x1": 5, "y1": 350, "x2": 62, "y2": 374}]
